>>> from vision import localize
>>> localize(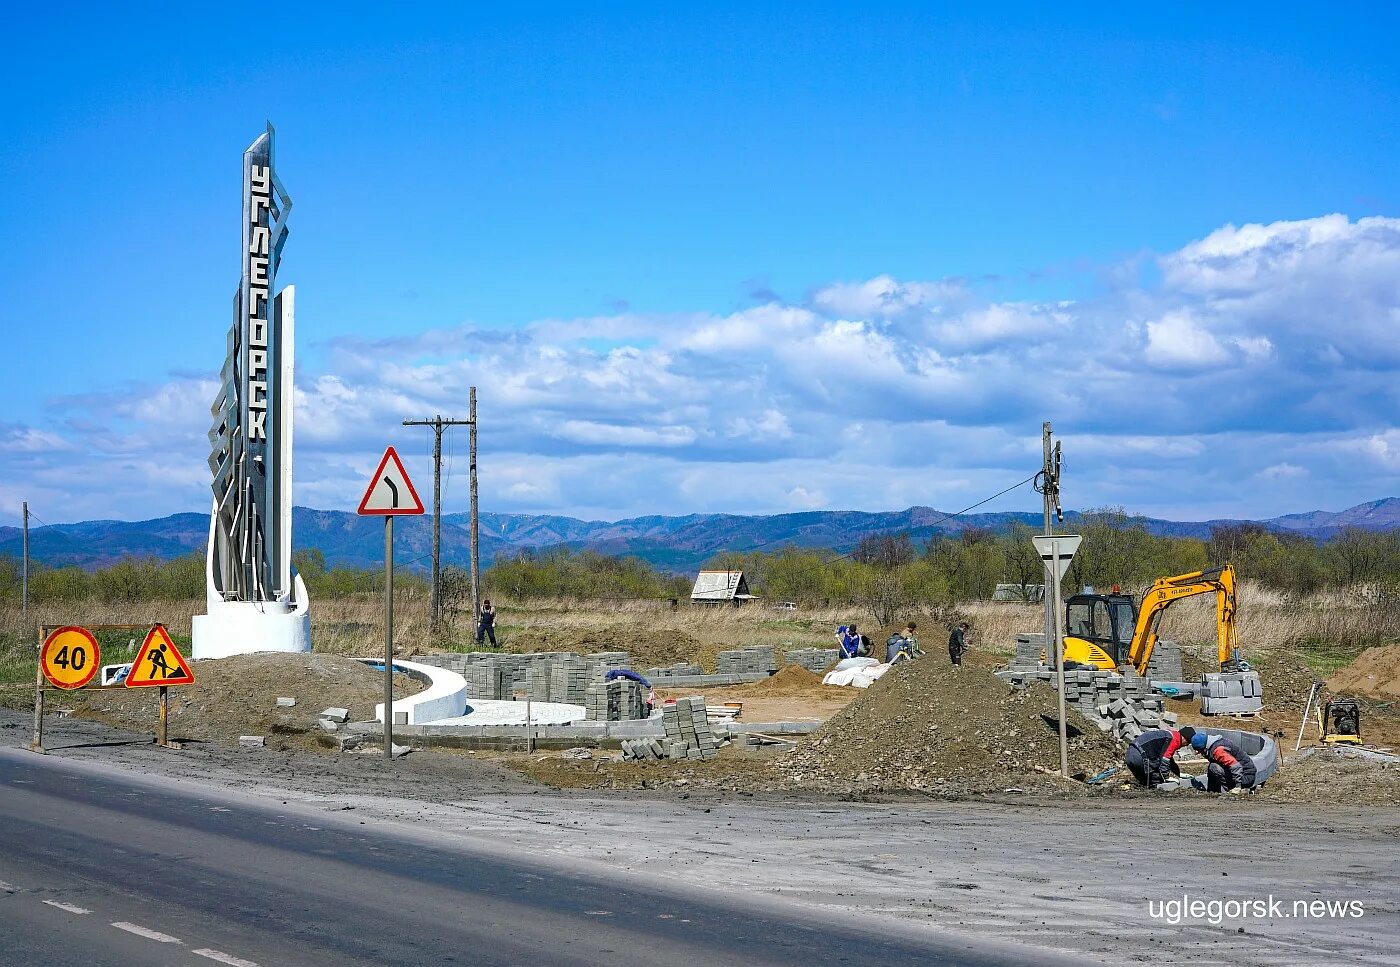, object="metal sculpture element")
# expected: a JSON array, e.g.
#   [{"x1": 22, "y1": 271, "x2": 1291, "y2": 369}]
[
  {"x1": 208, "y1": 124, "x2": 295, "y2": 603},
  {"x1": 194, "y1": 124, "x2": 309, "y2": 659}
]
